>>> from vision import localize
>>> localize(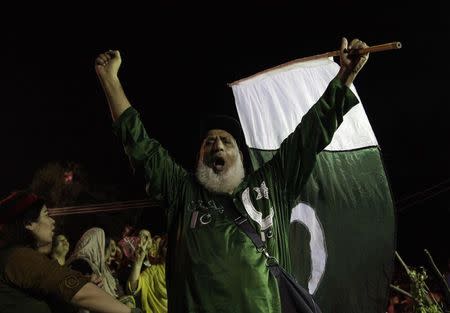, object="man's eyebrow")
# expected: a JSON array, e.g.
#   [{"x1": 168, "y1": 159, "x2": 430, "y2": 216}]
[{"x1": 205, "y1": 134, "x2": 233, "y2": 141}]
